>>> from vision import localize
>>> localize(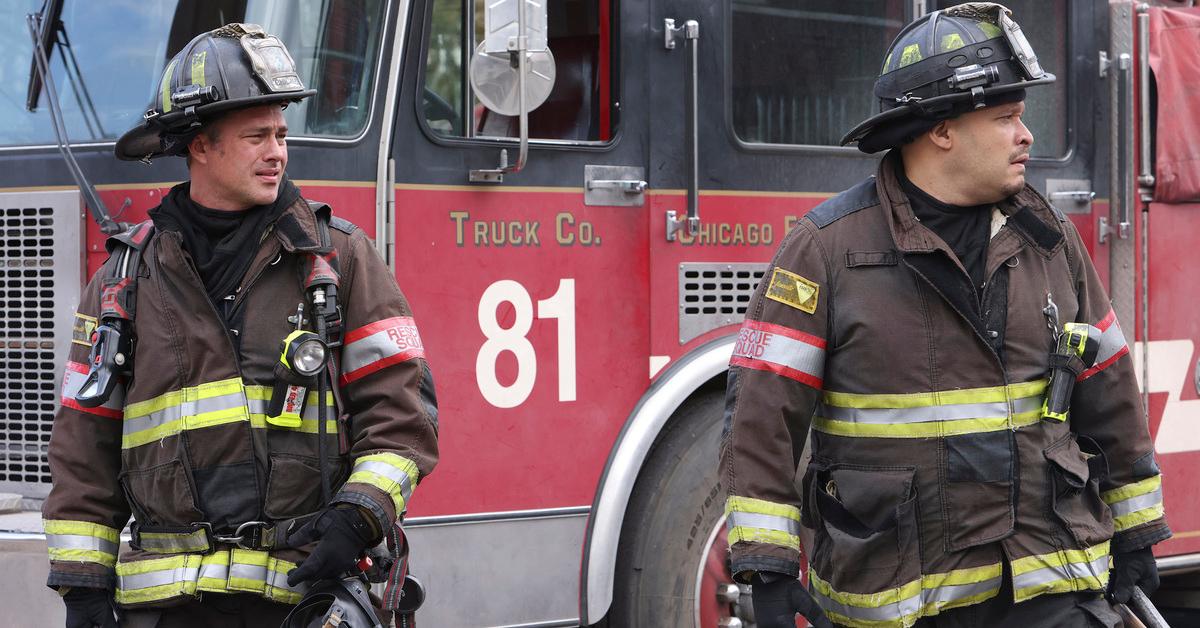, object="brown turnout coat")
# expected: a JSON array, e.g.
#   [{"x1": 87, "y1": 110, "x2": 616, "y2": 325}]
[
  {"x1": 721, "y1": 154, "x2": 1168, "y2": 627},
  {"x1": 43, "y1": 194, "x2": 439, "y2": 608}
]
